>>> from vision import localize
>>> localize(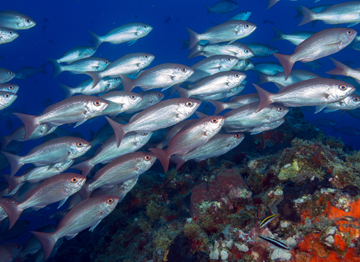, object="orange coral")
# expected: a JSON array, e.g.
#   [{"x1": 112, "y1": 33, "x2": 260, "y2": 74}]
[{"x1": 334, "y1": 235, "x2": 347, "y2": 251}]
